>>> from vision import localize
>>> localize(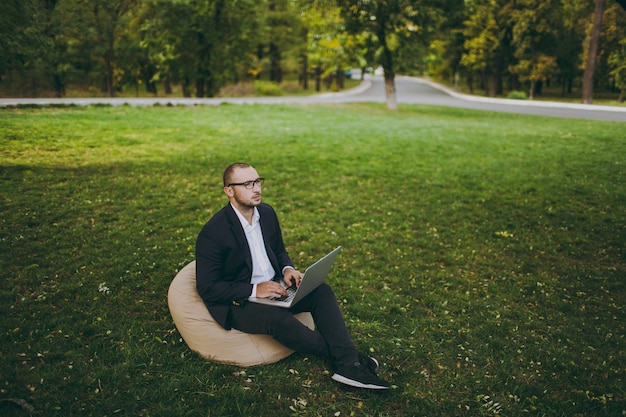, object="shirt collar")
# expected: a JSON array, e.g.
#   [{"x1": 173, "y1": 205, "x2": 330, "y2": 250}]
[{"x1": 231, "y1": 203, "x2": 259, "y2": 227}]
